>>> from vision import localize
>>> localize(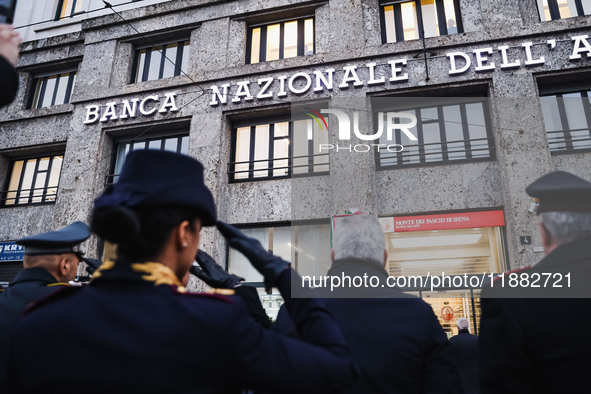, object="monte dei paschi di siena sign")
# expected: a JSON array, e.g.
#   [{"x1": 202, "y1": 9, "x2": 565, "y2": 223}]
[{"x1": 84, "y1": 34, "x2": 591, "y2": 124}]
